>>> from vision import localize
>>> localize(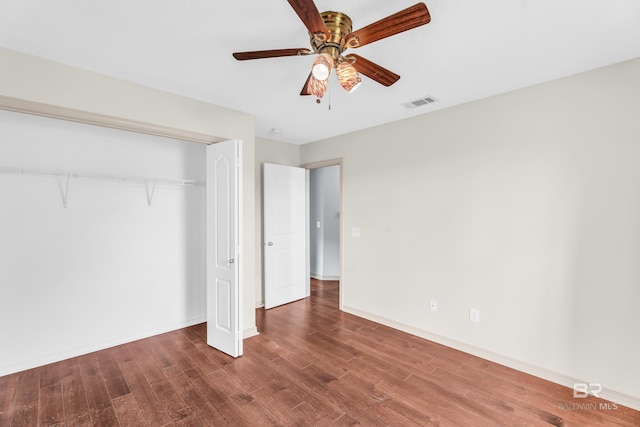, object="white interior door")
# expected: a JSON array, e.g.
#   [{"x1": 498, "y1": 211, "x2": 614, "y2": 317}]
[
  {"x1": 206, "y1": 140, "x2": 242, "y2": 357},
  {"x1": 264, "y1": 163, "x2": 308, "y2": 309}
]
